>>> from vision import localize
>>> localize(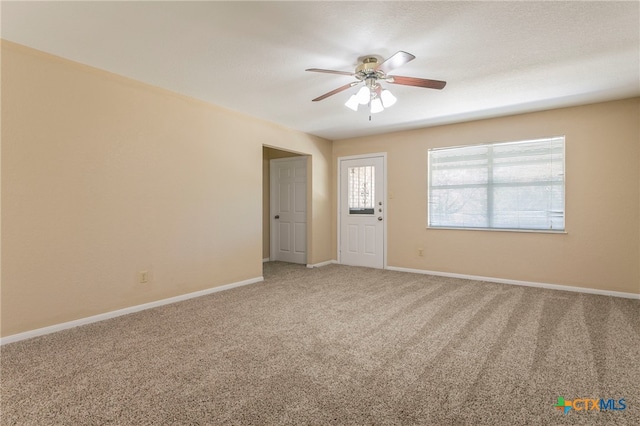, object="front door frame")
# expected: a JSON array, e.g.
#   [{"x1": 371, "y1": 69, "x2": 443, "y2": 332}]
[{"x1": 337, "y1": 153, "x2": 388, "y2": 268}]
